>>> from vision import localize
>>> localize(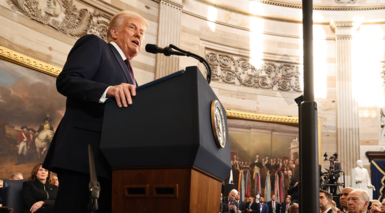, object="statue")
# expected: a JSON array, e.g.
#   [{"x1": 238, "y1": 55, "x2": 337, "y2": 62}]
[{"x1": 352, "y1": 160, "x2": 375, "y2": 200}]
